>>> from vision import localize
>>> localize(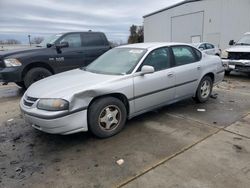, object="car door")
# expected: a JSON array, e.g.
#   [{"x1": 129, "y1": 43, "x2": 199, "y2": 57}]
[
  {"x1": 133, "y1": 47, "x2": 175, "y2": 112},
  {"x1": 55, "y1": 33, "x2": 85, "y2": 72},
  {"x1": 171, "y1": 45, "x2": 202, "y2": 100},
  {"x1": 82, "y1": 33, "x2": 110, "y2": 65}
]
